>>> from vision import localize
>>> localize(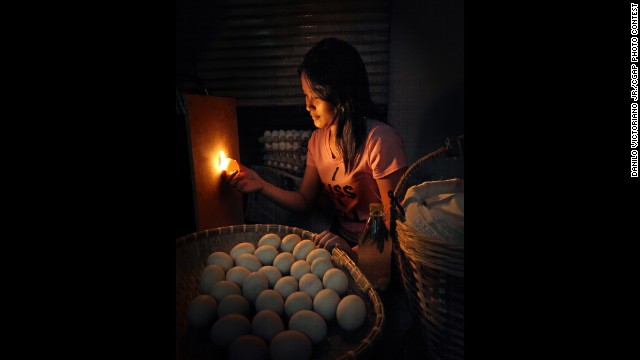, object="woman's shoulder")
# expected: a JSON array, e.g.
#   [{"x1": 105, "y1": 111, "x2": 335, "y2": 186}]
[{"x1": 365, "y1": 118, "x2": 400, "y2": 139}]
